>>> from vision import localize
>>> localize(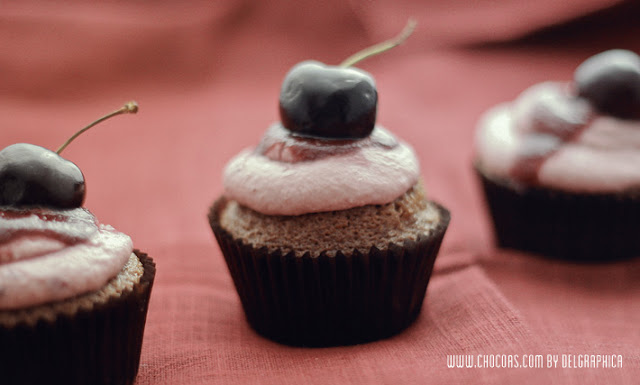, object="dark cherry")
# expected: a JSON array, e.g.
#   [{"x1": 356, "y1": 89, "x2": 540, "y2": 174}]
[
  {"x1": 279, "y1": 60, "x2": 377, "y2": 139},
  {"x1": 0, "y1": 101, "x2": 138, "y2": 209},
  {"x1": 574, "y1": 49, "x2": 640, "y2": 119},
  {"x1": 277, "y1": 20, "x2": 416, "y2": 140},
  {"x1": 0, "y1": 143, "x2": 85, "y2": 208}
]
